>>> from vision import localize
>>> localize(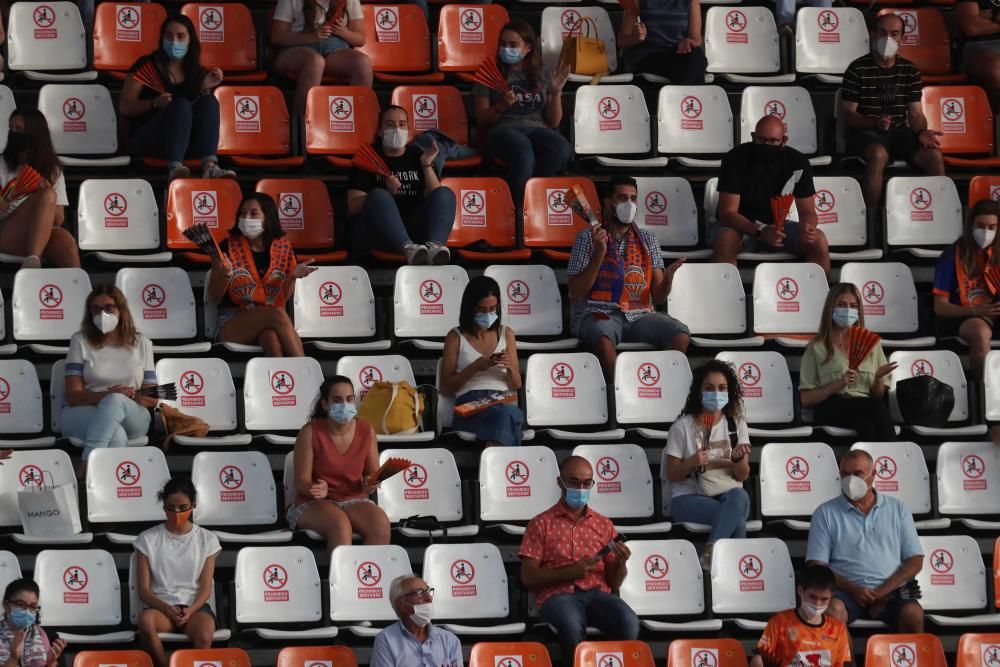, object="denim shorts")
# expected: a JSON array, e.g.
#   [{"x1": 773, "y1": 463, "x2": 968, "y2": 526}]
[
  {"x1": 708, "y1": 220, "x2": 803, "y2": 254},
  {"x1": 300, "y1": 34, "x2": 351, "y2": 57},
  {"x1": 834, "y1": 590, "x2": 921, "y2": 630},
  {"x1": 286, "y1": 497, "x2": 373, "y2": 530},
  {"x1": 963, "y1": 40, "x2": 1000, "y2": 70},
  {"x1": 576, "y1": 309, "x2": 690, "y2": 350}
]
